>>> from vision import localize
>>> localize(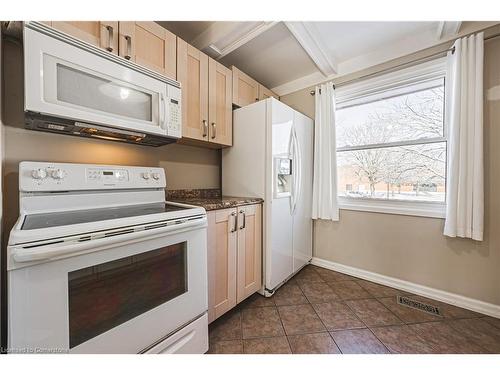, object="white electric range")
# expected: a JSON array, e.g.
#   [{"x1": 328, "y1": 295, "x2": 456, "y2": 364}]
[{"x1": 7, "y1": 161, "x2": 208, "y2": 354}]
